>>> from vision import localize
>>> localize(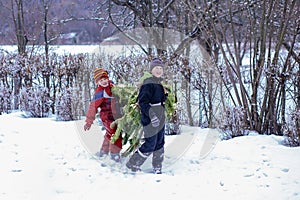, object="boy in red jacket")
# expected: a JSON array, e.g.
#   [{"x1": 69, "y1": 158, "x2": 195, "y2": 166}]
[{"x1": 84, "y1": 68, "x2": 122, "y2": 162}]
